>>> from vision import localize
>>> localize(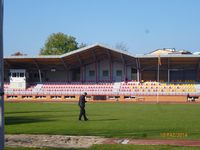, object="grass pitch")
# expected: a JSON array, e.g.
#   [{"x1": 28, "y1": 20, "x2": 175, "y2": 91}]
[{"x1": 4, "y1": 102, "x2": 200, "y2": 139}]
